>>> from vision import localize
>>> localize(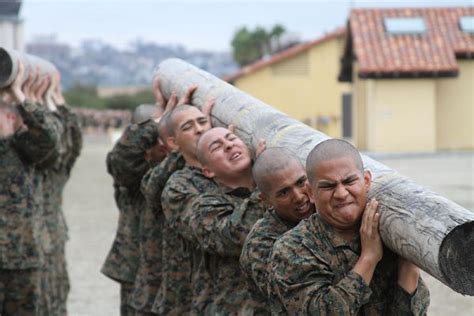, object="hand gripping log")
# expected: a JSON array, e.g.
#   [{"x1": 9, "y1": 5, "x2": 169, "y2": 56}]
[{"x1": 154, "y1": 58, "x2": 474, "y2": 295}]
